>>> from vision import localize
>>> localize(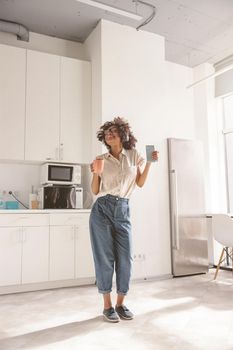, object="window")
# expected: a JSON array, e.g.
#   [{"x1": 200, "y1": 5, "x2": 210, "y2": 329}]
[{"x1": 222, "y1": 94, "x2": 233, "y2": 212}]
